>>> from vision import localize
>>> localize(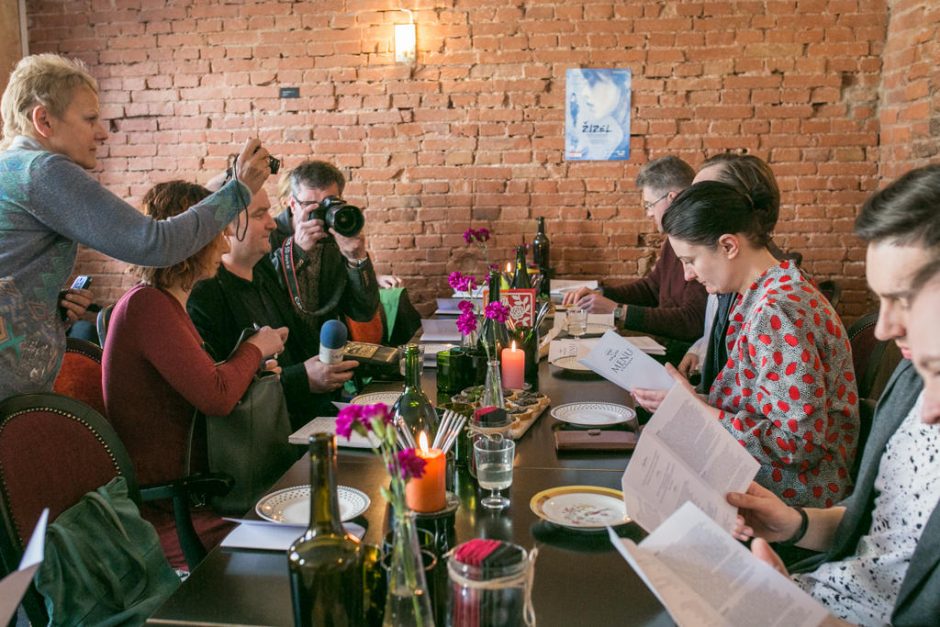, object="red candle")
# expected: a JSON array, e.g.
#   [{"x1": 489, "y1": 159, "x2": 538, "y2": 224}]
[
  {"x1": 405, "y1": 432, "x2": 446, "y2": 513},
  {"x1": 501, "y1": 341, "x2": 525, "y2": 390}
]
